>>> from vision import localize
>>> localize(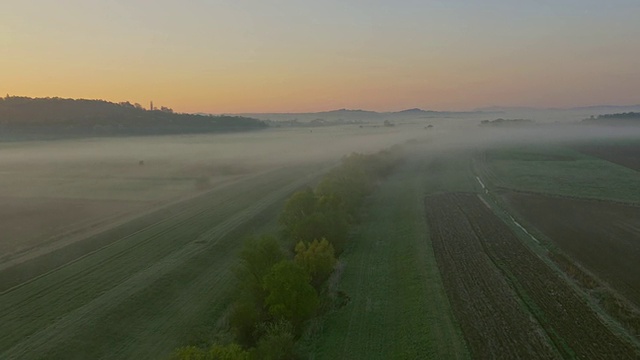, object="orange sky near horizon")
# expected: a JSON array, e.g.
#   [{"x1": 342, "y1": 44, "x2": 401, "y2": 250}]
[{"x1": 2, "y1": 1, "x2": 639, "y2": 114}]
